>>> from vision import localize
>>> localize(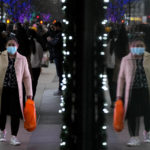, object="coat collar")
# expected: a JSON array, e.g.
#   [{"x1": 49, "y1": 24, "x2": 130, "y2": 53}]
[
  {"x1": 125, "y1": 51, "x2": 150, "y2": 60},
  {"x1": 1, "y1": 50, "x2": 22, "y2": 59},
  {"x1": 0, "y1": 50, "x2": 7, "y2": 56},
  {"x1": 144, "y1": 51, "x2": 150, "y2": 57}
]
